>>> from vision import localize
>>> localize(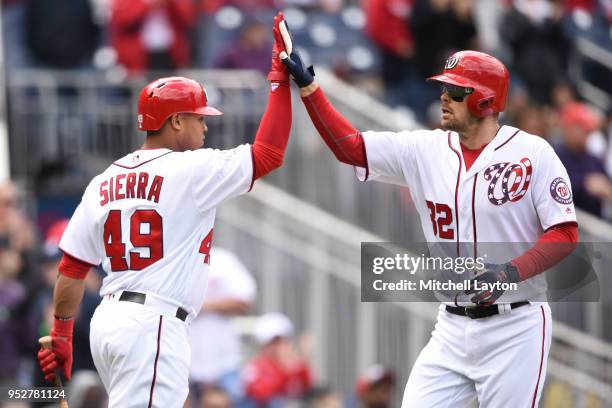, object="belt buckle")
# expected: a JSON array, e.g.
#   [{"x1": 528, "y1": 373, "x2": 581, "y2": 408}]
[
  {"x1": 464, "y1": 306, "x2": 477, "y2": 319},
  {"x1": 176, "y1": 307, "x2": 188, "y2": 322}
]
